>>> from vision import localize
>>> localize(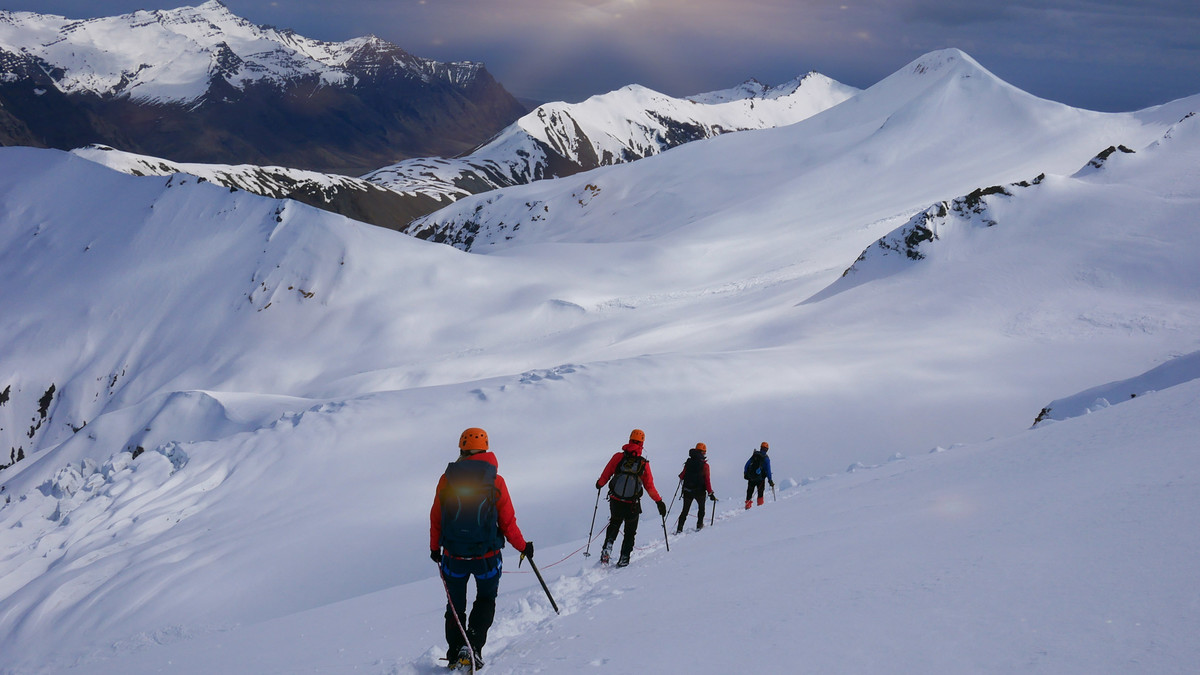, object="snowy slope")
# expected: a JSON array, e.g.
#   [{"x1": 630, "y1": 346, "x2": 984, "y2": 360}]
[
  {"x1": 44, "y1": 374, "x2": 1200, "y2": 675},
  {"x1": 1, "y1": 48, "x2": 1199, "y2": 672}
]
